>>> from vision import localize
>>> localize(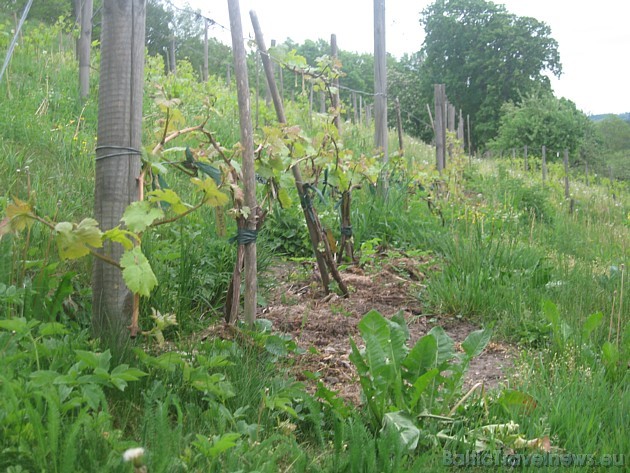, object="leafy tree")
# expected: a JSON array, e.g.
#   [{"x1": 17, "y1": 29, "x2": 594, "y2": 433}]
[
  {"x1": 595, "y1": 115, "x2": 630, "y2": 152},
  {"x1": 419, "y1": 0, "x2": 562, "y2": 148},
  {"x1": 490, "y1": 92, "x2": 596, "y2": 160}
]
